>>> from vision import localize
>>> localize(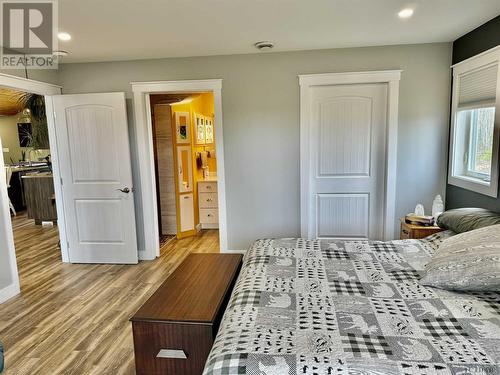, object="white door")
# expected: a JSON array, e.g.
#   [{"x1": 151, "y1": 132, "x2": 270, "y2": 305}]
[
  {"x1": 52, "y1": 93, "x2": 138, "y2": 263},
  {"x1": 306, "y1": 83, "x2": 388, "y2": 240}
]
